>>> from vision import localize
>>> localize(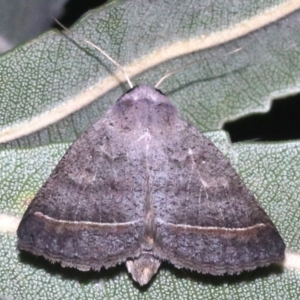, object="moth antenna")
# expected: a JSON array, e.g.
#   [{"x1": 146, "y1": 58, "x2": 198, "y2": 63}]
[
  {"x1": 54, "y1": 18, "x2": 133, "y2": 89},
  {"x1": 155, "y1": 47, "x2": 242, "y2": 89}
]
